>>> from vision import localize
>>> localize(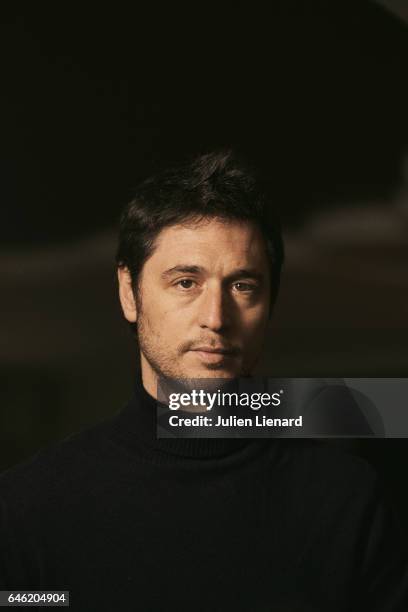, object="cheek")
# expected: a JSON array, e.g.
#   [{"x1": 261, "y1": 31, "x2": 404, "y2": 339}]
[
  {"x1": 144, "y1": 296, "x2": 187, "y2": 336},
  {"x1": 143, "y1": 288, "x2": 169, "y2": 319},
  {"x1": 245, "y1": 324, "x2": 266, "y2": 346},
  {"x1": 243, "y1": 304, "x2": 268, "y2": 329}
]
